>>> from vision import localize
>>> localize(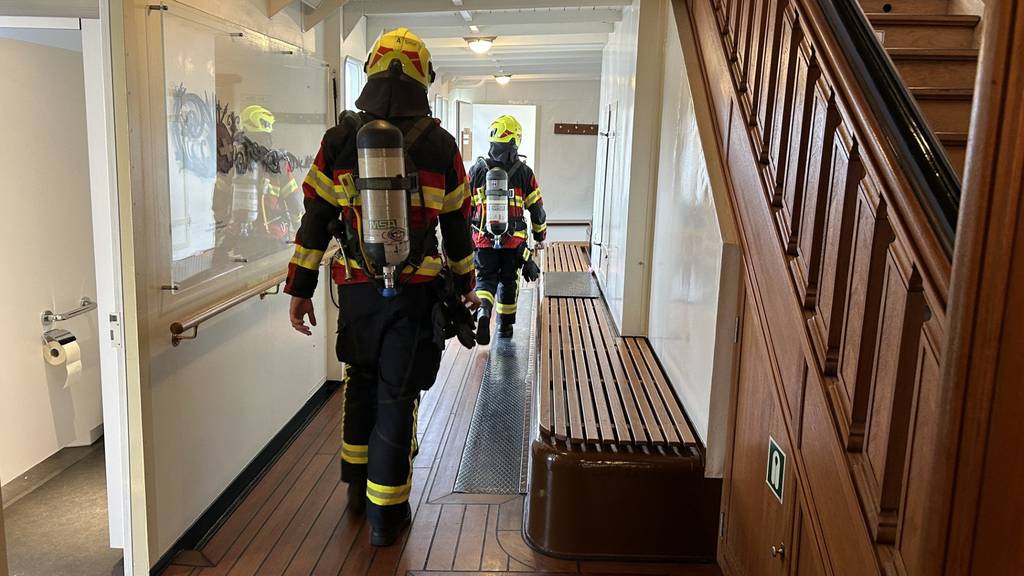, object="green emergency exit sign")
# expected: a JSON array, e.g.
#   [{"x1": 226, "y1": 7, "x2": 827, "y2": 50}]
[{"x1": 766, "y1": 436, "x2": 786, "y2": 504}]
